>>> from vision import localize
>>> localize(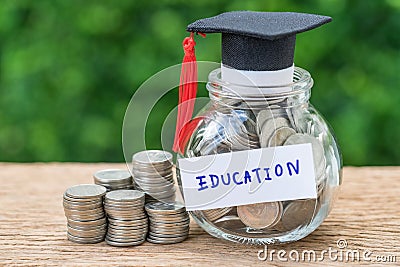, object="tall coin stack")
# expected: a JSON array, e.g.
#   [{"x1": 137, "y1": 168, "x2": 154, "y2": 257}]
[
  {"x1": 104, "y1": 190, "x2": 148, "y2": 247},
  {"x1": 93, "y1": 169, "x2": 134, "y2": 191},
  {"x1": 63, "y1": 184, "x2": 107, "y2": 244},
  {"x1": 145, "y1": 202, "x2": 190, "y2": 244},
  {"x1": 132, "y1": 150, "x2": 175, "y2": 203}
]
